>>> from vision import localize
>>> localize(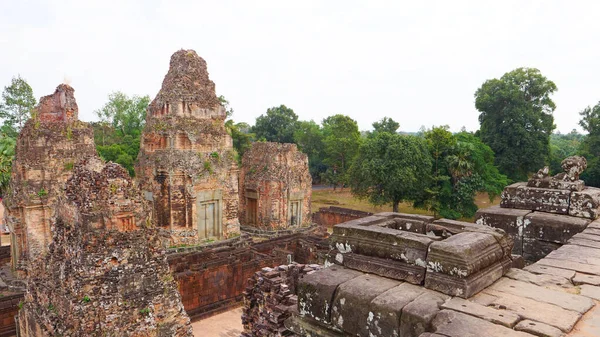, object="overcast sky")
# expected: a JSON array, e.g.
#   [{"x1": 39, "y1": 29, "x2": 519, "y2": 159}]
[{"x1": 1, "y1": 1, "x2": 599, "y2": 133}]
